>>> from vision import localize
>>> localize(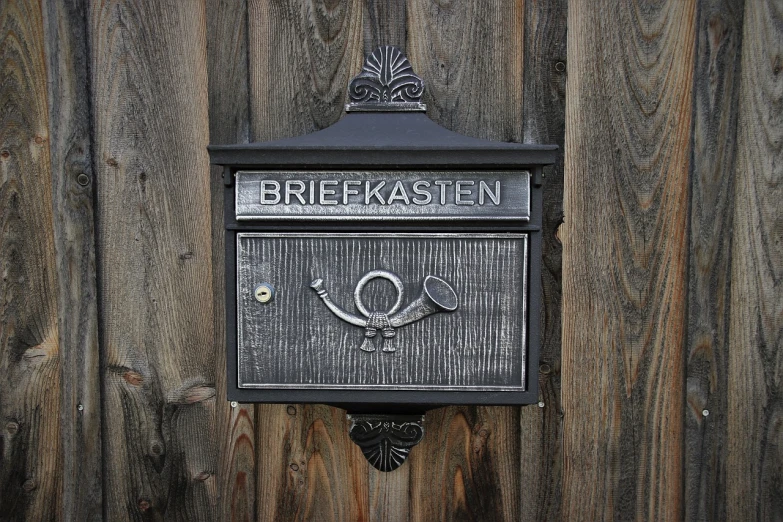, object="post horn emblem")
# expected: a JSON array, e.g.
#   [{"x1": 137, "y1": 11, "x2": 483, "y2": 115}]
[{"x1": 310, "y1": 270, "x2": 458, "y2": 353}]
